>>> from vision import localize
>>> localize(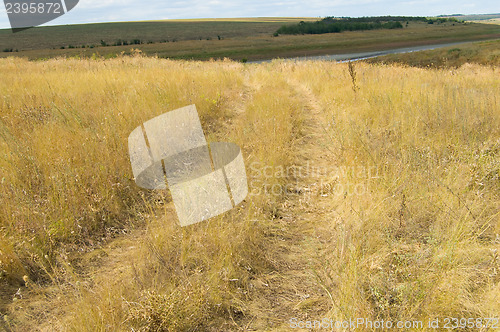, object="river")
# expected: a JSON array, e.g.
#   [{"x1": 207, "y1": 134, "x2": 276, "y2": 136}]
[{"x1": 249, "y1": 41, "x2": 472, "y2": 64}]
